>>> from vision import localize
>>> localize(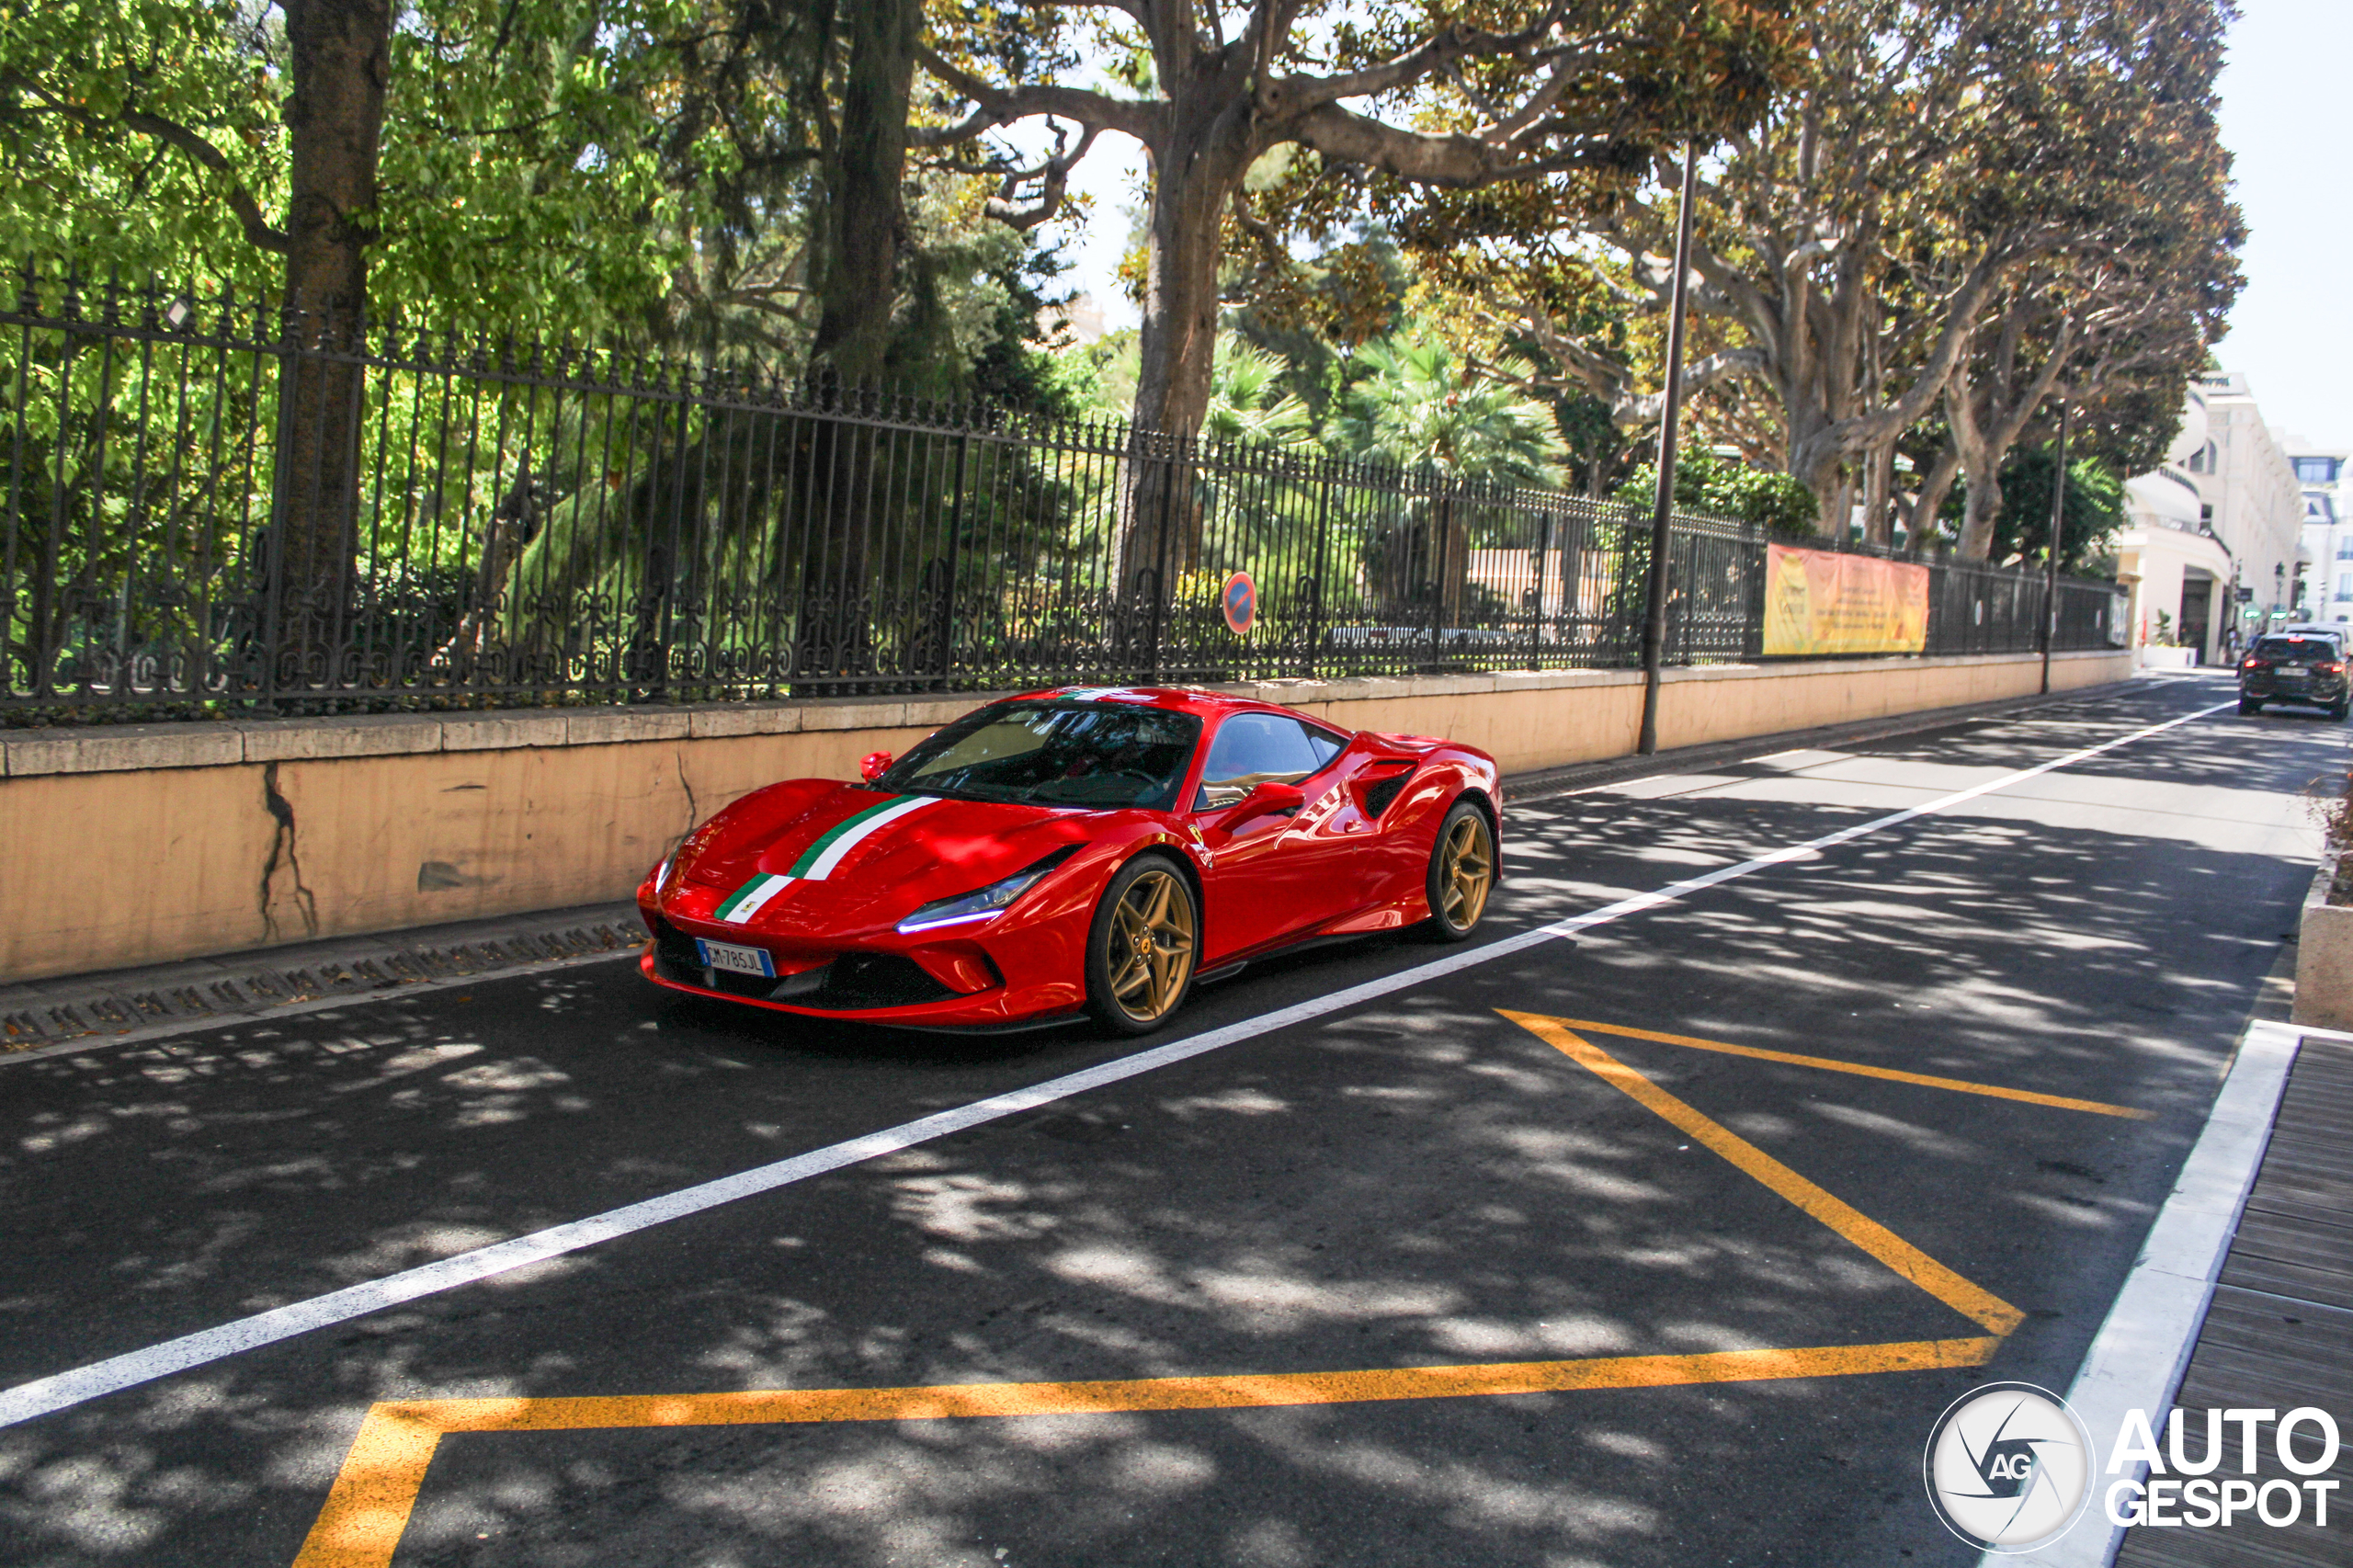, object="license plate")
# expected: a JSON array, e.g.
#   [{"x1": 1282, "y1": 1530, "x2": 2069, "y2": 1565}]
[{"x1": 694, "y1": 938, "x2": 776, "y2": 978}]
